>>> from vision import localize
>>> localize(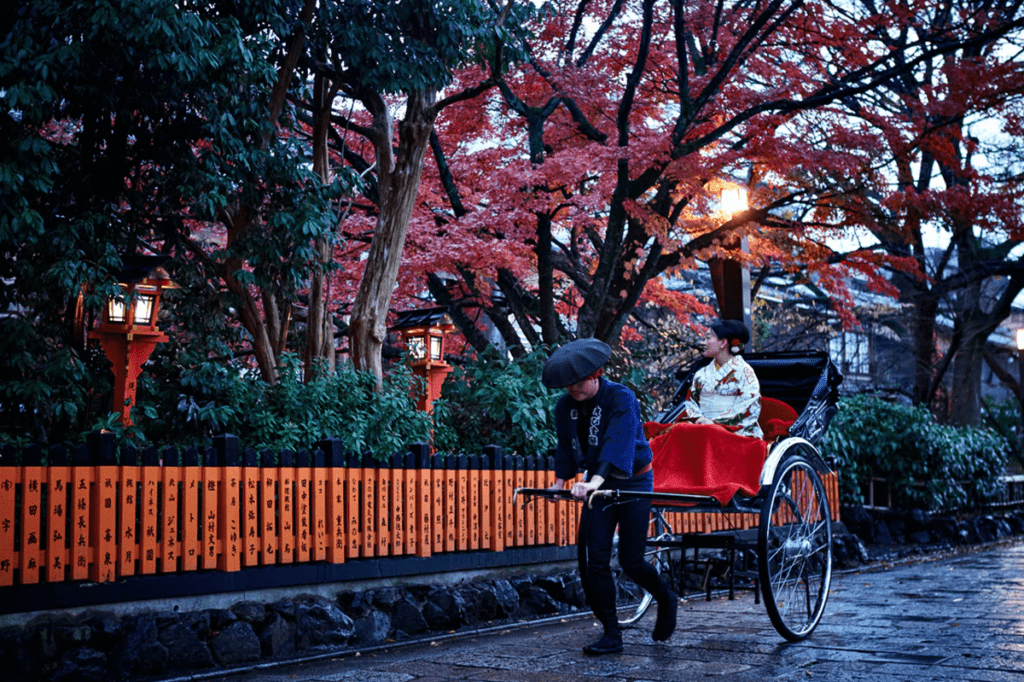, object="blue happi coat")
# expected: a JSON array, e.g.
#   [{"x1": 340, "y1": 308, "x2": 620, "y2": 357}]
[{"x1": 552, "y1": 378, "x2": 653, "y2": 486}]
